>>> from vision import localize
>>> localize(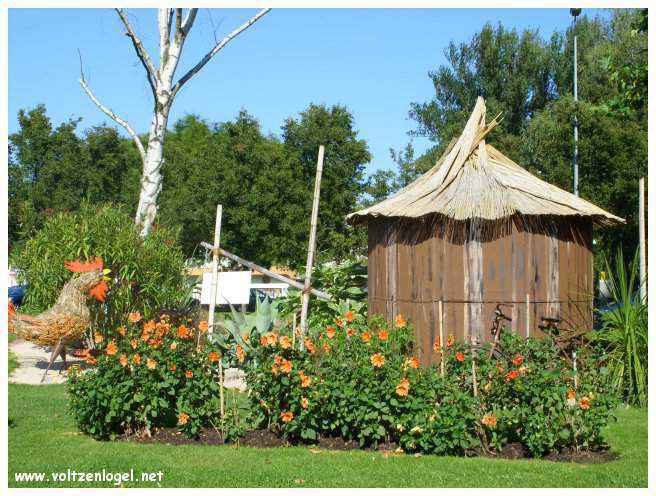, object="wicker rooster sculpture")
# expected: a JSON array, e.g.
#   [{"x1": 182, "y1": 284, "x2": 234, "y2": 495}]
[{"x1": 9, "y1": 257, "x2": 110, "y2": 382}]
